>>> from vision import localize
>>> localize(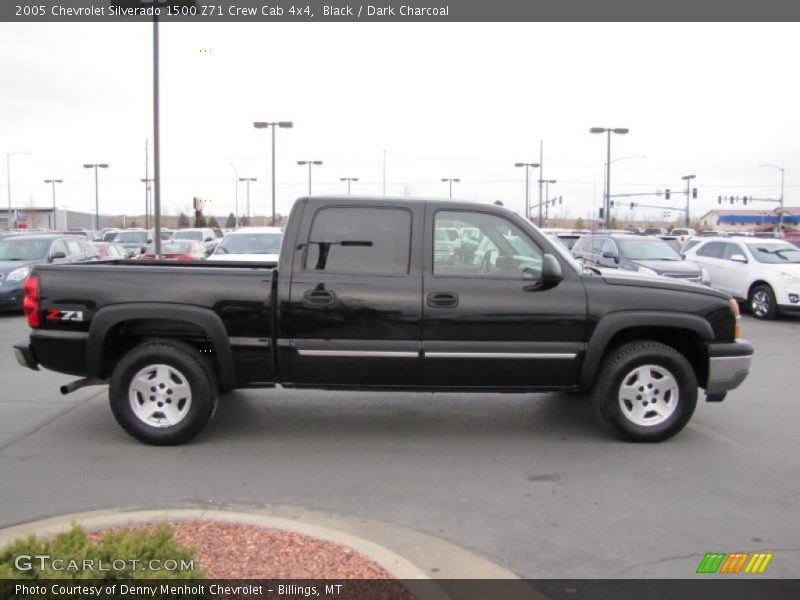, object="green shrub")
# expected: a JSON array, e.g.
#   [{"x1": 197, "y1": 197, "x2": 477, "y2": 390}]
[{"x1": 0, "y1": 524, "x2": 204, "y2": 579}]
